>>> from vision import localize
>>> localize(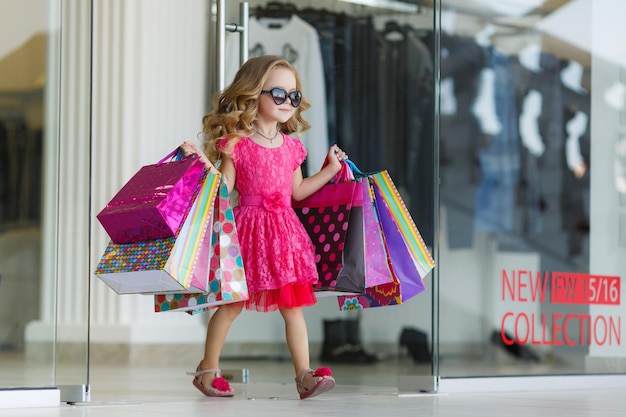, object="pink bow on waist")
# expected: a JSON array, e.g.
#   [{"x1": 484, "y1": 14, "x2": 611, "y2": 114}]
[{"x1": 239, "y1": 192, "x2": 290, "y2": 213}]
